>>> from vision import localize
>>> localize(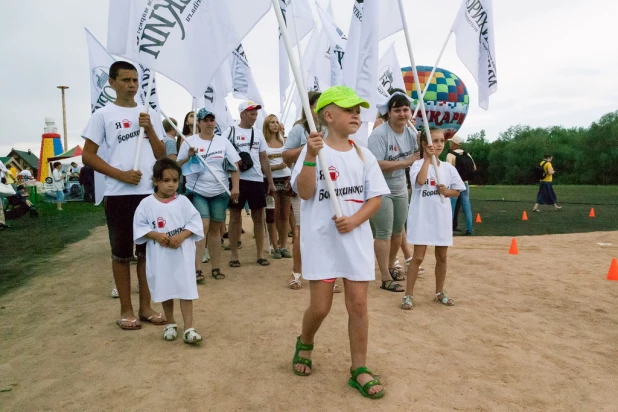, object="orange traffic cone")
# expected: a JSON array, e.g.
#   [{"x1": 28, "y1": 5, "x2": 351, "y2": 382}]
[
  {"x1": 509, "y1": 238, "x2": 519, "y2": 255},
  {"x1": 607, "y1": 258, "x2": 618, "y2": 281},
  {"x1": 589, "y1": 208, "x2": 596, "y2": 218},
  {"x1": 522, "y1": 211, "x2": 528, "y2": 221},
  {"x1": 476, "y1": 213, "x2": 482, "y2": 223}
]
